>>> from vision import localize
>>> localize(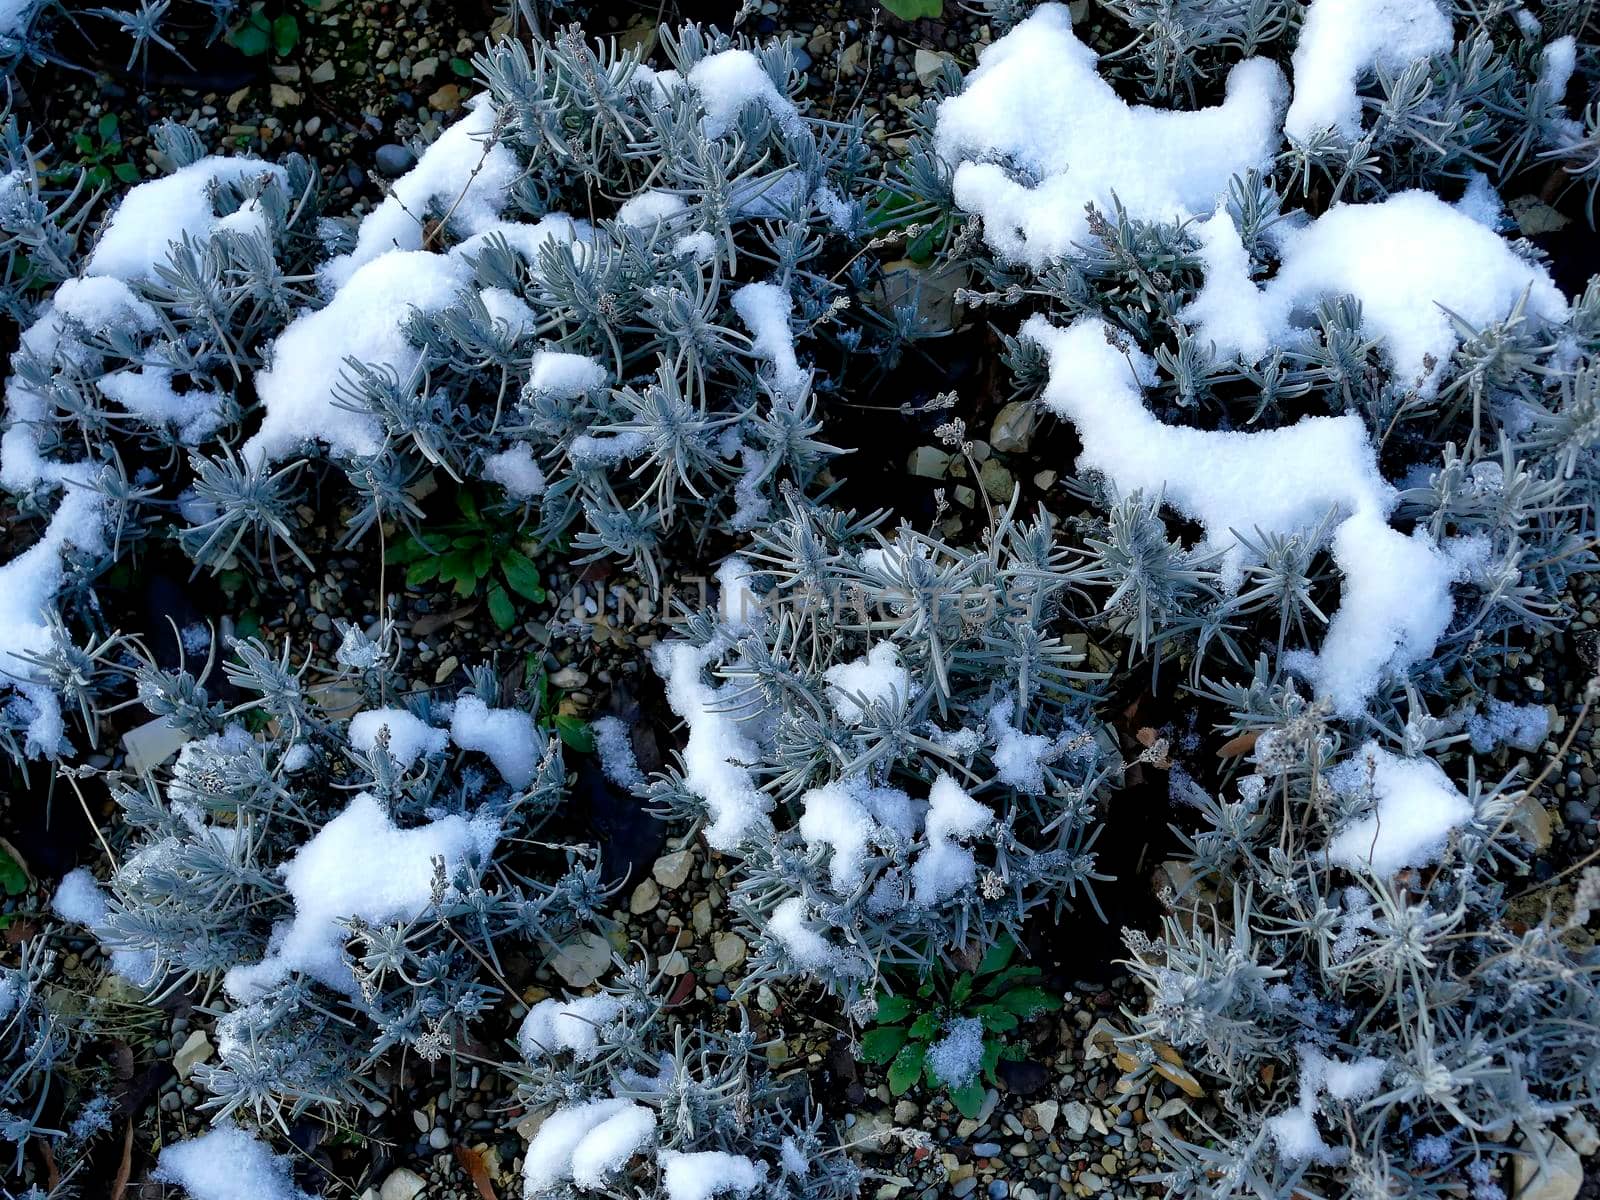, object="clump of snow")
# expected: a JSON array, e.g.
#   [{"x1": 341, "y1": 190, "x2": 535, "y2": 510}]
[
  {"x1": 732, "y1": 282, "x2": 809, "y2": 400},
  {"x1": 716, "y1": 556, "x2": 763, "y2": 630},
  {"x1": 153, "y1": 1125, "x2": 320, "y2": 1200},
  {"x1": 1283, "y1": 0, "x2": 1451, "y2": 142},
  {"x1": 348, "y1": 708, "x2": 448, "y2": 770},
  {"x1": 658, "y1": 1149, "x2": 766, "y2": 1200},
  {"x1": 797, "y1": 779, "x2": 880, "y2": 891},
  {"x1": 4, "y1": 275, "x2": 158, "y2": 489},
  {"x1": 767, "y1": 896, "x2": 840, "y2": 970},
  {"x1": 1466, "y1": 698, "x2": 1550, "y2": 754},
  {"x1": 911, "y1": 774, "x2": 993, "y2": 903},
  {"x1": 323, "y1": 96, "x2": 520, "y2": 288},
  {"x1": 86, "y1": 157, "x2": 288, "y2": 282},
  {"x1": 526, "y1": 350, "x2": 609, "y2": 400},
  {"x1": 988, "y1": 696, "x2": 1083, "y2": 795},
  {"x1": 0, "y1": 485, "x2": 107, "y2": 756},
  {"x1": 449, "y1": 694, "x2": 540, "y2": 789},
  {"x1": 244, "y1": 249, "x2": 470, "y2": 465},
  {"x1": 1023, "y1": 314, "x2": 1458, "y2": 714},
  {"x1": 651, "y1": 635, "x2": 773, "y2": 851},
  {"x1": 687, "y1": 50, "x2": 803, "y2": 140},
  {"x1": 484, "y1": 443, "x2": 548, "y2": 499},
  {"x1": 823, "y1": 641, "x2": 909, "y2": 725},
  {"x1": 51, "y1": 867, "x2": 107, "y2": 927},
  {"x1": 591, "y1": 716, "x2": 646, "y2": 790},
  {"x1": 0, "y1": 0, "x2": 45, "y2": 38},
  {"x1": 932, "y1": 3, "x2": 1285, "y2": 267},
  {"x1": 523, "y1": 1099, "x2": 655, "y2": 1195},
  {"x1": 223, "y1": 792, "x2": 499, "y2": 1000},
  {"x1": 97, "y1": 368, "x2": 229, "y2": 445},
  {"x1": 518, "y1": 994, "x2": 625, "y2": 1062},
  {"x1": 1267, "y1": 1044, "x2": 1386, "y2": 1165},
  {"x1": 926, "y1": 1015, "x2": 985, "y2": 1088},
  {"x1": 617, "y1": 190, "x2": 689, "y2": 228},
  {"x1": 1184, "y1": 193, "x2": 1569, "y2": 396},
  {"x1": 572, "y1": 1104, "x2": 656, "y2": 1189},
  {"x1": 1326, "y1": 743, "x2": 1473, "y2": 876},
  {"x1": 246, "y1": 224, "x2": 590, "y2": 468}
]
